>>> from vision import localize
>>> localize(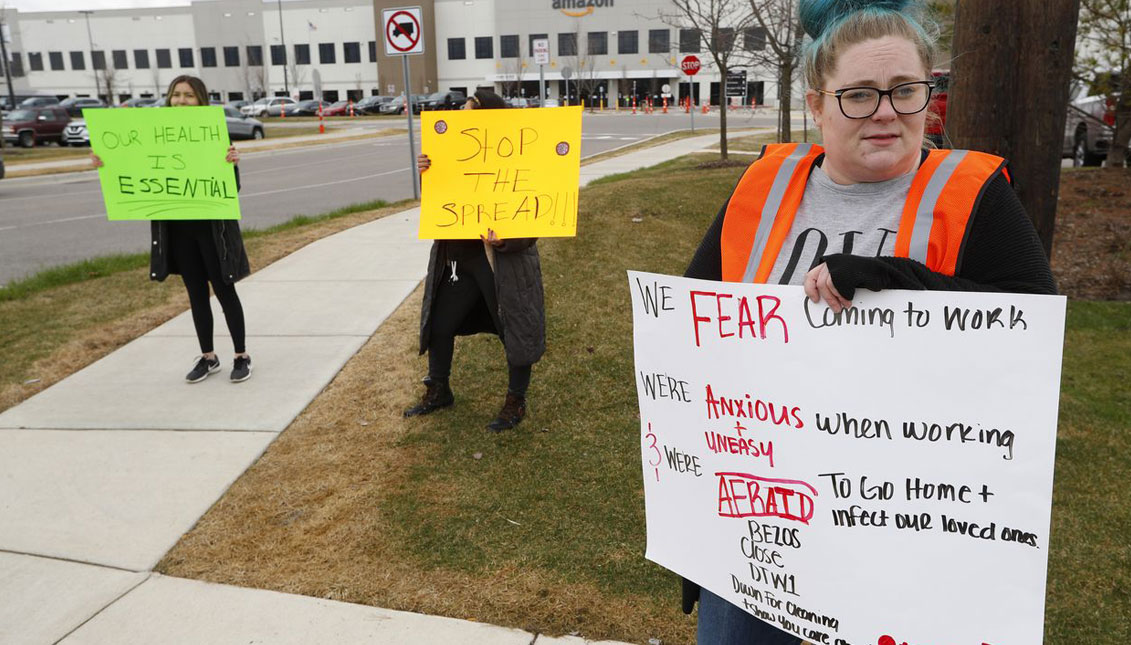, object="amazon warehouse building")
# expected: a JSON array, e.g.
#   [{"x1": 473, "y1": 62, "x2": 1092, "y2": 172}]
[{"x1": 1, "y1": 0, "x2": 781, "y2": 108}]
